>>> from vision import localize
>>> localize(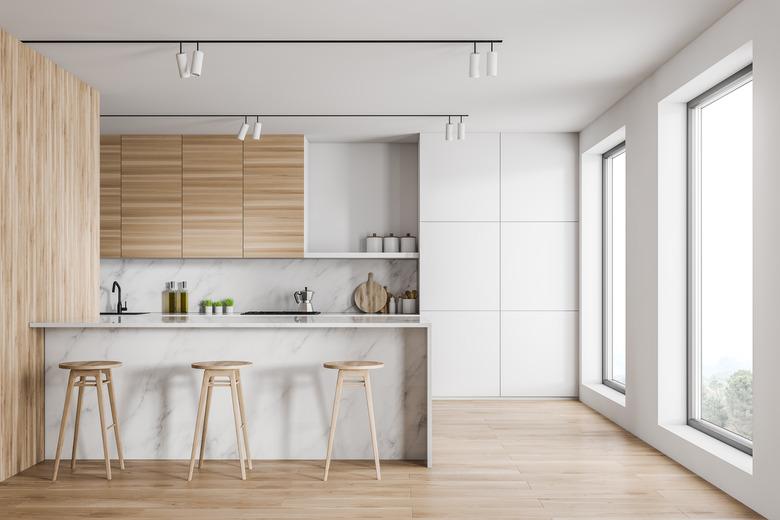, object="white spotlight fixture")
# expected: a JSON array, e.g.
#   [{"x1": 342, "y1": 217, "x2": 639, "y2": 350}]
[
  {"x1": 176, "y1": 42, "x2": 190, "y2": 79},
  {"x1": 487, "y1": 42, "x2": 498, "y2": 77},
  {"x1": 469, "y1": 42, "x2": 480, "y2": 78},
  {"x1": 190, "y1": 42, "x2": 204, "y2": 77},
  {"x1": 445, "y1": 116, "x2": 455, "y2": 141},
  {"x1": 252, "y1": 116, "x2": 263, "y2": 140},
  {"x1": 457, "y1": 116, "x2": 466, "y2": 140},
  {"x1": 237, "y1": 116, "x2": 249, "y2": 141}
]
